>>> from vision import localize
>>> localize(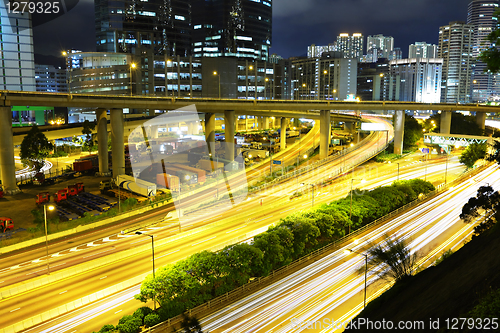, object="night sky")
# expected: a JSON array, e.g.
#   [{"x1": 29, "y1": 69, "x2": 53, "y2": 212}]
[{"x1": 33, "y1": 0, "x2": 474, "y2": 61}]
